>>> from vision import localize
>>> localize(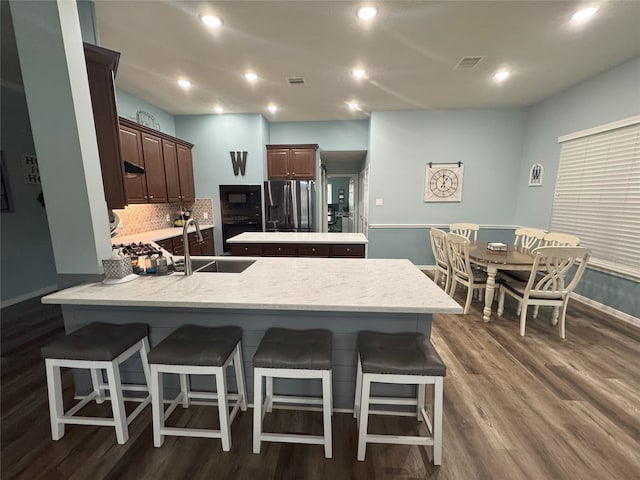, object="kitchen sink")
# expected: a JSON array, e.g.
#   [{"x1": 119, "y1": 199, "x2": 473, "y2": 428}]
[{"x1": 194, "y1": 259, "x2": 256, "y2": 273}]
